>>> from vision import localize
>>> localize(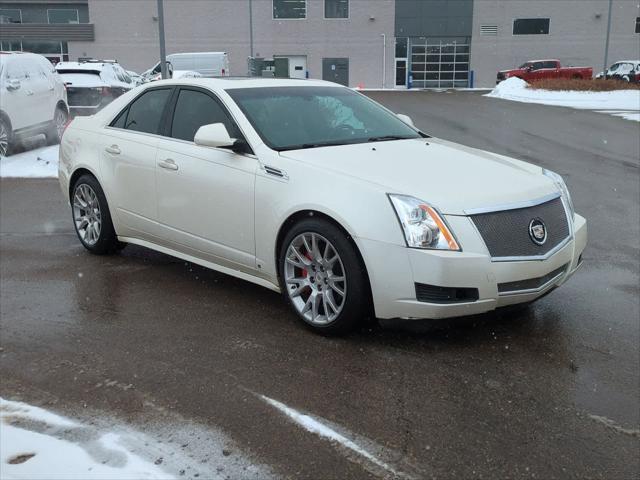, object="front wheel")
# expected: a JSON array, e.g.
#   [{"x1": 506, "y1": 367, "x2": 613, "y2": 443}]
[
  {"x1": 71, "y1": 174, "x2": 121, "y2": 254},
  {"x1": 279, "y1": 218, "x2": 369, "y2": 335}
]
